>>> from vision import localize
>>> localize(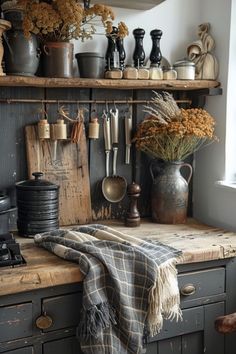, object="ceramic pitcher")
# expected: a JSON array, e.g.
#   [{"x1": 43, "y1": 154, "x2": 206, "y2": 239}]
[{"x1": 150, "y1": 160, "x2": 192, "y2": 224}]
